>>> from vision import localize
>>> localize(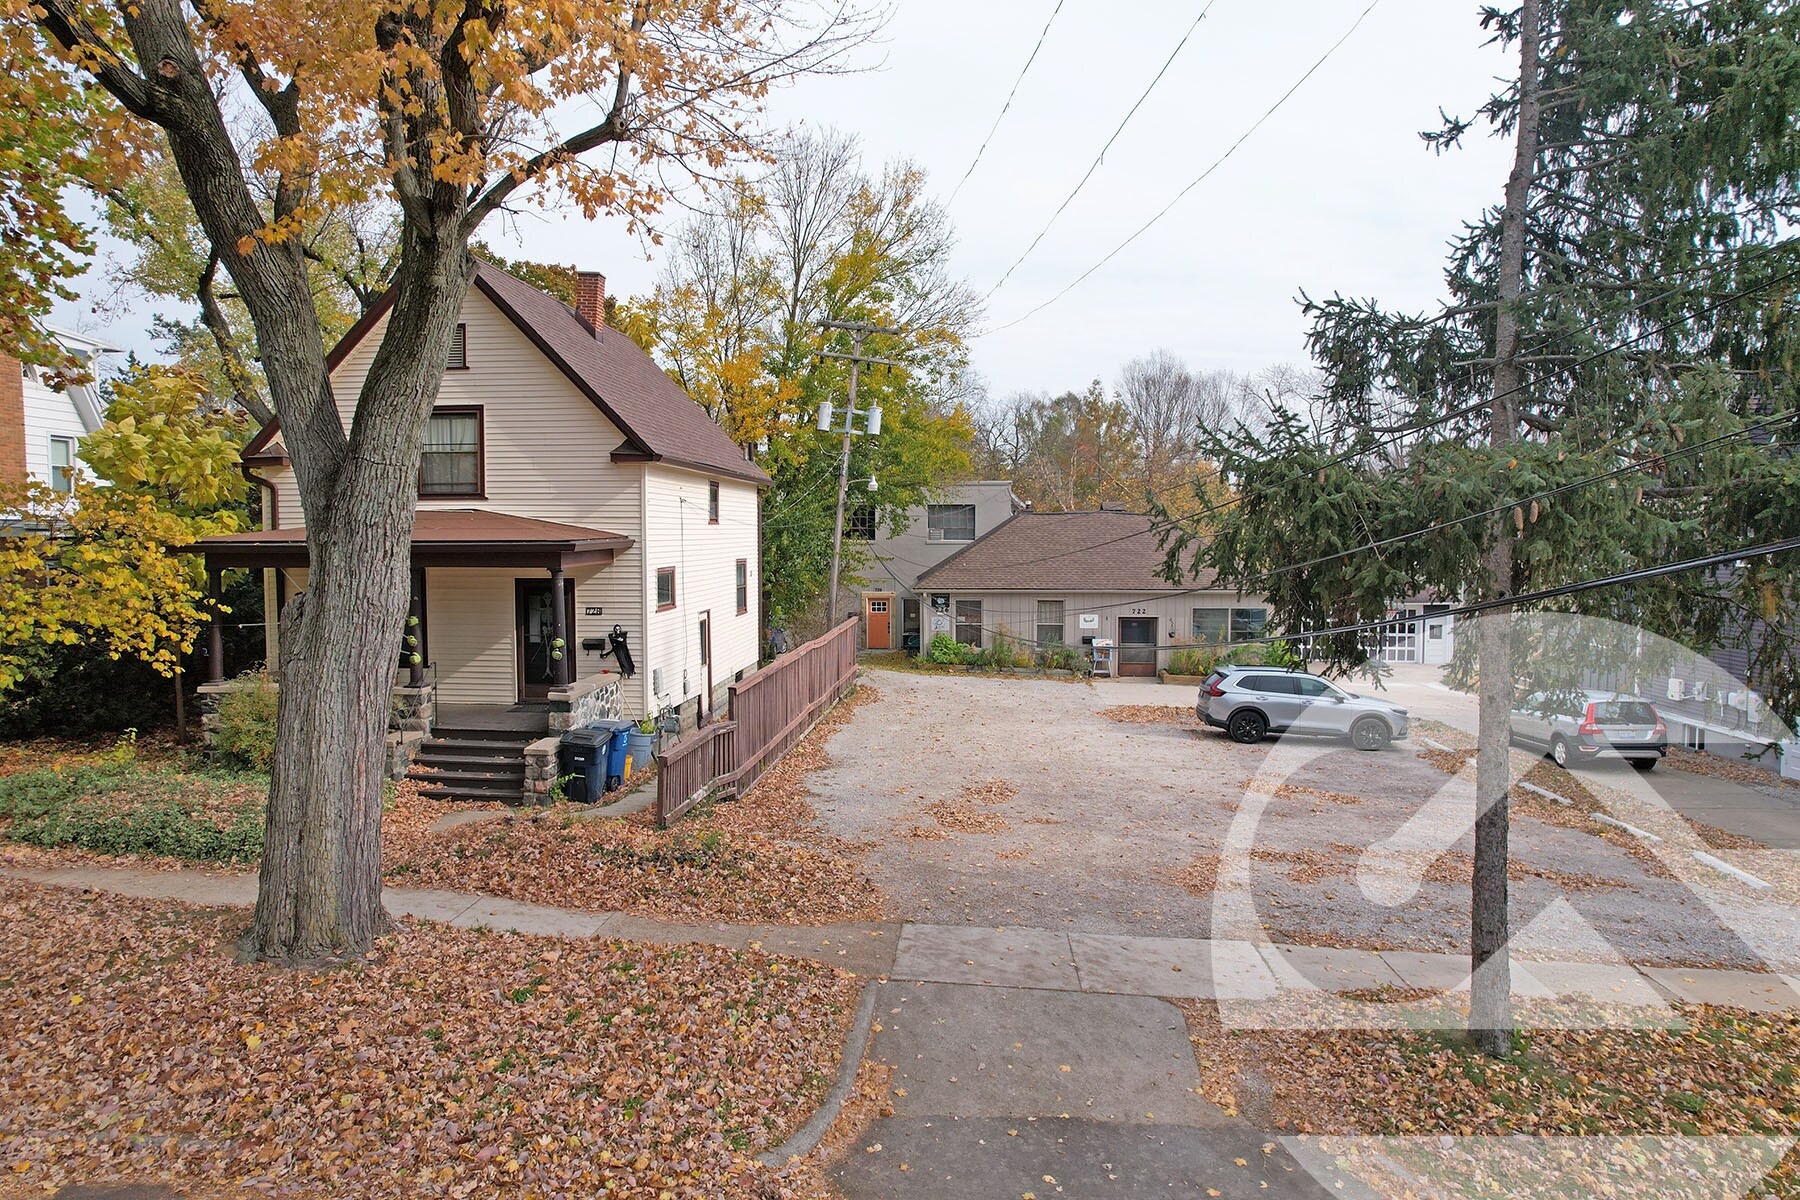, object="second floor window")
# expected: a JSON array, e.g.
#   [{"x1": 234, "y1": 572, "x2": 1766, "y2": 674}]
[
  {"x1": 847, "y1": 504, "x2": 876, "y2": 540},
  {"x1": 708, "y1": 480, "x2": 720, "y2": 523},
  {"x1": 927, "y1": 504, "x2": 976, "y2": 542},
  {"x1": 48, "y1": 436, "x2": 74, "y2": 494},
  {"x1": 419, "y1": 409, "x2": 482, "y2": 496}
]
